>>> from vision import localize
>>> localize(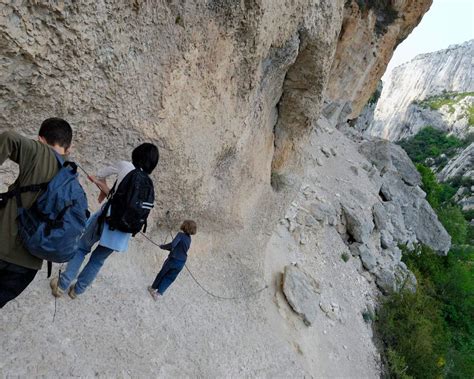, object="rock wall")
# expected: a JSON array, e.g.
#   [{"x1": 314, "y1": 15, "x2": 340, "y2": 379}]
[
  {"x1": 0, "y1": 1, "x2": 439, "y2": 377},
  {"x1": 364, "y1": 40, "x2": 474, "y2": 140}
]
